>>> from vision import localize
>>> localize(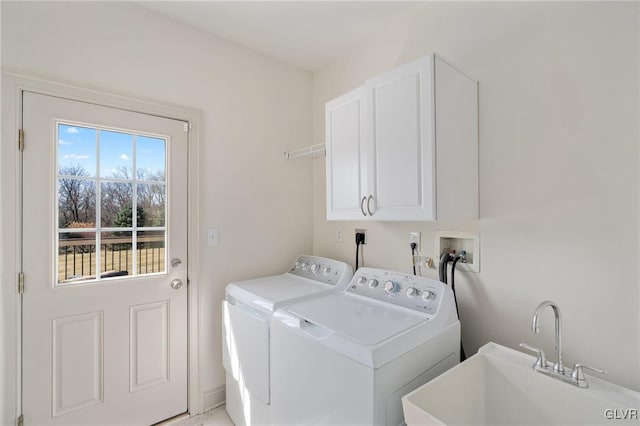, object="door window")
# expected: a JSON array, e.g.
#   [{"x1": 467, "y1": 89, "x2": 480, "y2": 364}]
[{"x1": 57, "y1": 123, "x2": 167, "y2": 284}]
